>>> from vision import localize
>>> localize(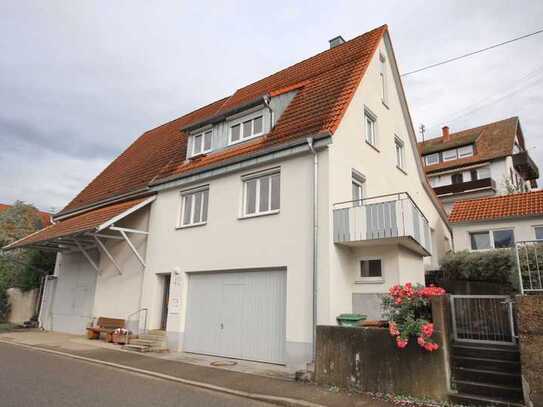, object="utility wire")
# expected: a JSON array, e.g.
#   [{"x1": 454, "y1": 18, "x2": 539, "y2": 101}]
[{"x1": 402, "y1": 28, "x2": 543, "y2": 77}]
